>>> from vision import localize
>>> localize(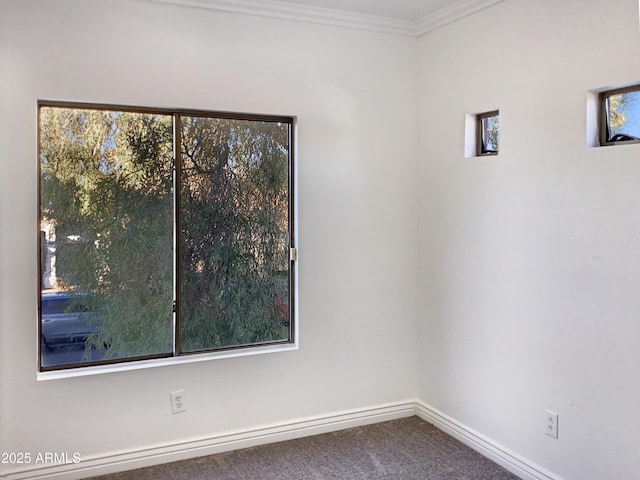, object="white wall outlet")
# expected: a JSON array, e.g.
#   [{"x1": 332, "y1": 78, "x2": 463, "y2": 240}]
[
  {"x1": 545, "y1": 410, "x2": 558, "y2": 438},
  {"x1": 170, "y1": 390, "x2": 186, "y2": 414}
]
